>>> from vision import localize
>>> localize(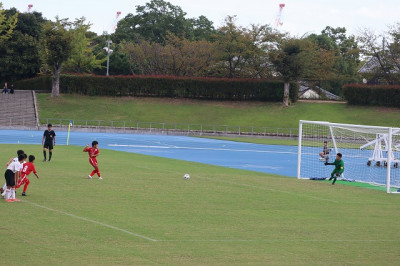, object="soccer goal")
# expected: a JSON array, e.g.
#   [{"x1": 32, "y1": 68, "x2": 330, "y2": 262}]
[{"x1": 297, "y1": 120, "x2": 400, "y2": 193}]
